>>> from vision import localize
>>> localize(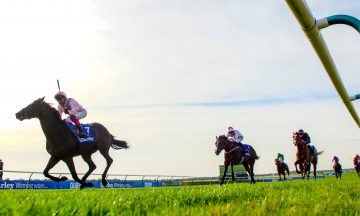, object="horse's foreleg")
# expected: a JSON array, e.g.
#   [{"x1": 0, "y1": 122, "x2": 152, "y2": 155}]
[
  {"x1": 294, "y1": 160, "x2": 301, "y2": 174},
  {"x1": 43, "y1": 156, "x2": 68, "y2": 182},
  {"x1": 99, "y1": 150, "x2": 114, "y2": 187},
  {"x1": 220, "y1": 161, "x2": 229, "y2": 185},
  {"x1": 63, "y1": 157, "x2": 93, "y2": 189},
  {"x1": 313, "y1": 162, "x2": 317, "y2": 180},
  {"x1": 80, "y1": 154, "x2": 97, "y2": 183}
]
